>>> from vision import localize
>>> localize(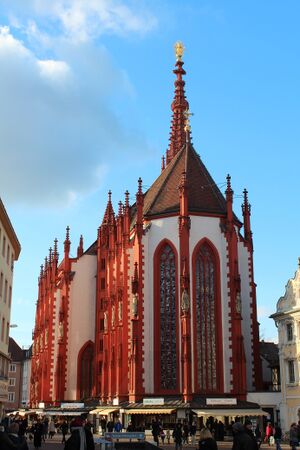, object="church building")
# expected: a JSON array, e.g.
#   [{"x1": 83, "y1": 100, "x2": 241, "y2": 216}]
[{"x1": 30, "y1": 43, "x2": 263, "y2": 419}]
